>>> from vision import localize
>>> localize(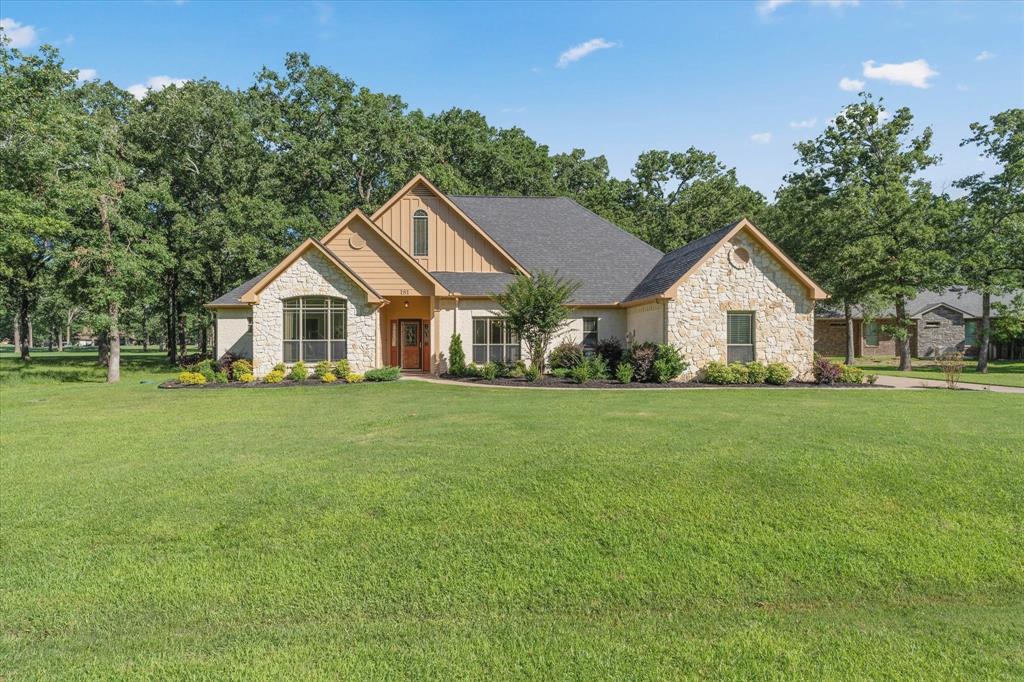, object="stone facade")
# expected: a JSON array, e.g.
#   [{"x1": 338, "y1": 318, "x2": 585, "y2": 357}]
[
  {"x1": 666, "y1": 233, "x2": 815, "y2": 379},
  {"x1": 251, "y1": 250, "x2": 379, "y2": 377},
  {"x1": 917, "y1": 306, "x2": 967, "y2": 358}
]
